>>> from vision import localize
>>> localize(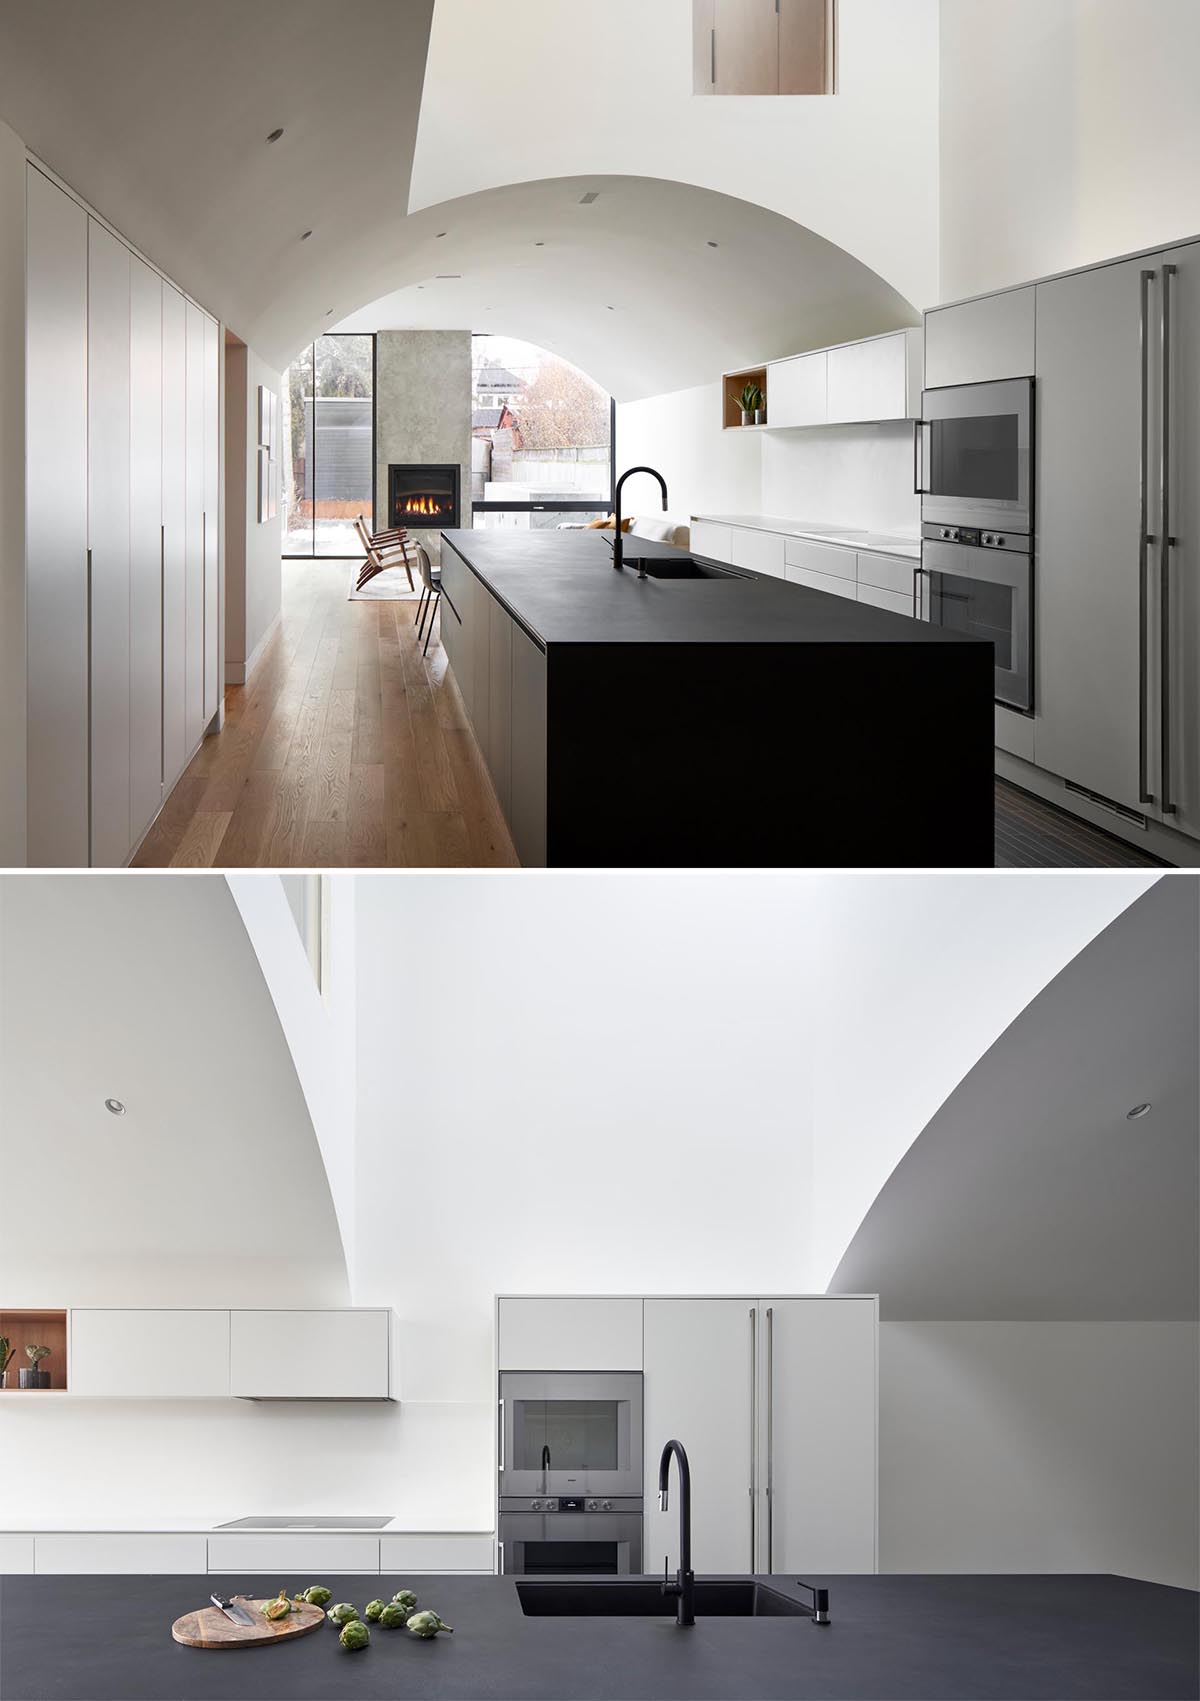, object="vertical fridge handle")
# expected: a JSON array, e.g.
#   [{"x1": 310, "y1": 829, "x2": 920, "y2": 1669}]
[
  {"x1": 749, "y1": 1307, "x2": 757, "y2": 1568},
  {"x1": 1160, "y1": 263, "x2": 1177, "y2": 814},
  {"x1": 1138, "y1": 269, "x2": 1155, "y2": 804},
  {"x1": 497, "y1": 1541, "x2": 505, "y2": 1575},
  {"x1": 766, "y1": 1306, "x2": 774, "y2": 1574}
]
